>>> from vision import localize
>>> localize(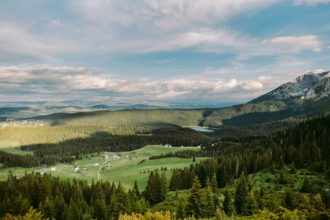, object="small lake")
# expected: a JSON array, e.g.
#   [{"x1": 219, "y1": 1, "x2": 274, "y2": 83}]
[{"x1": 189, "y1": 126, "x2": 215, "y2": 133}]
